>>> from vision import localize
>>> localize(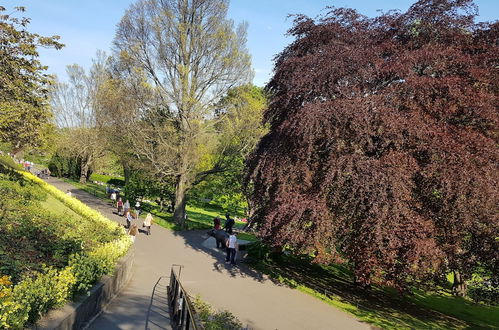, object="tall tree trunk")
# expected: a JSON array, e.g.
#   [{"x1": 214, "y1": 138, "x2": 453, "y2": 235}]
[
  {"x1": 173, "y1": 173, "x2": 188, "y2": 228},
  {"x1": 79, "y1": 156, "x2": 91, "y2": 184},
  {"x1": 243, "y1": 195, "x2": 256, "y2": 230},
  {"x1": 123, "y1": 163, "x2": 131, "y2": 186},
  {"x1": 452, "y1": 271, "x2": 467, "y2": 296}
]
